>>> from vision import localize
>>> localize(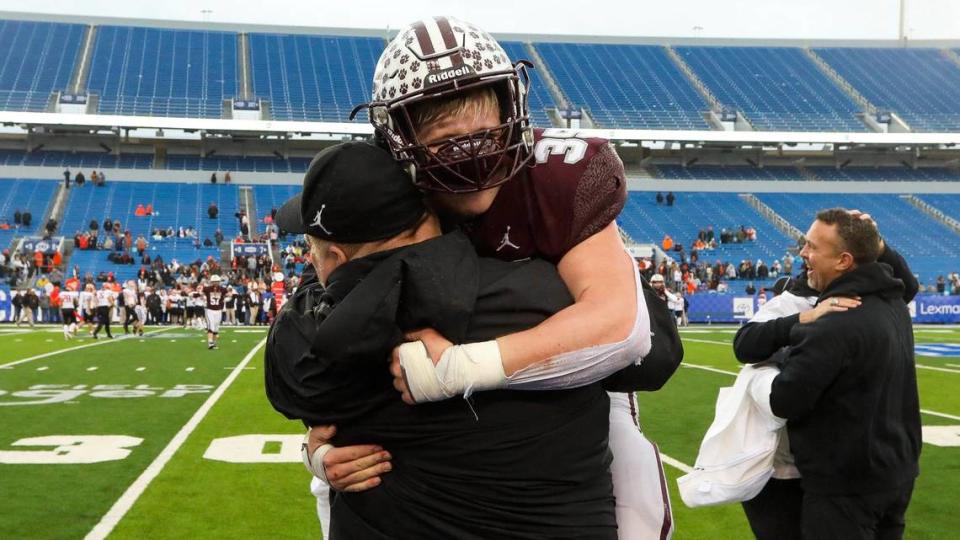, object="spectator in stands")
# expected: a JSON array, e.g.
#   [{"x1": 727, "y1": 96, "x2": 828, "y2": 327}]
[
  {"x1": 208, "y1": 202, "x2": 219, "y2": 219},
  {"x1": 0, "y1": 220, "x2": 9, "y2": 230},
  {"x1": 75, "y1": 170, "x2": 86, "y2": 186},
  {"x1": 757, "y1": 260, "x2": 769, "y2": 279},
  {"x1": 770, "y1": 260, "x2": 781, "y2": 278},
  {"x1": 203, "y1": 238, "x2": 214, "y2": 247},
  {"x1": 656, "y1": 192, "x2": 664, "y2": 205},
  {"x1": 91, "y1": 171, "x2": 99, "y2": 185},
  {"x1": 63, "y1": 169, "x2": 71, "y2": 189},
  {"x1": 705, "y1": 225, "x2": 715, "y2": 243},
  {"x1": 13, "y1": 209, "x2": 21, "y2": 226},
  {"x1": 662, "y1": 234, "x2": 674, "y2": 251},
  {"x1": 783, "y1": 252, "x2": 795, "y2": 275},
  {"x1": 135, "y1": 204, "x2": 147, "y2": 217},
  {"x1": 225, "y1": 171, "x2": 232, "y2": 184},
  {"x1": 89, "y1": 219, "x2": 99, "y2": 233},
  {"x1": 136, "y1": 235, "x2": 147, "y2": 253},
  {"x1": 98, "y1": 171, "x2": 106, "y2": 185},
  {"x1": 214, "y1": 229, "x2": 224, "y2": 245},
  {"x1": 102, "y1": 235, "x2": 115, "y2": 251},
  {"x1": 104, "y1": 218, "x2": 113, "y2": 232},
  {"x1": 146, "y1": 204, "x2": 155, "y2": 216},
  {"x1": 745, "y1": 282, "x2": 757, "y2": 295},
  {"x1": 45, "y1": 219, "x2": 57, "y2": 235},
  {"x1": 0, "y1": 249, "x2": 6, "y2": 279},
  {"x1": 21, "y1": 210, "x2": 32, "y2": 229},
  {"x1": 937, "y1": 275, "x2": 946, "y2": 295},
  {"x1": 666, "y1": 191, "x2": 676, "y2": 206},
  {"x1": 210, "y1": 172, "x2": 218, "y2": 184}
]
